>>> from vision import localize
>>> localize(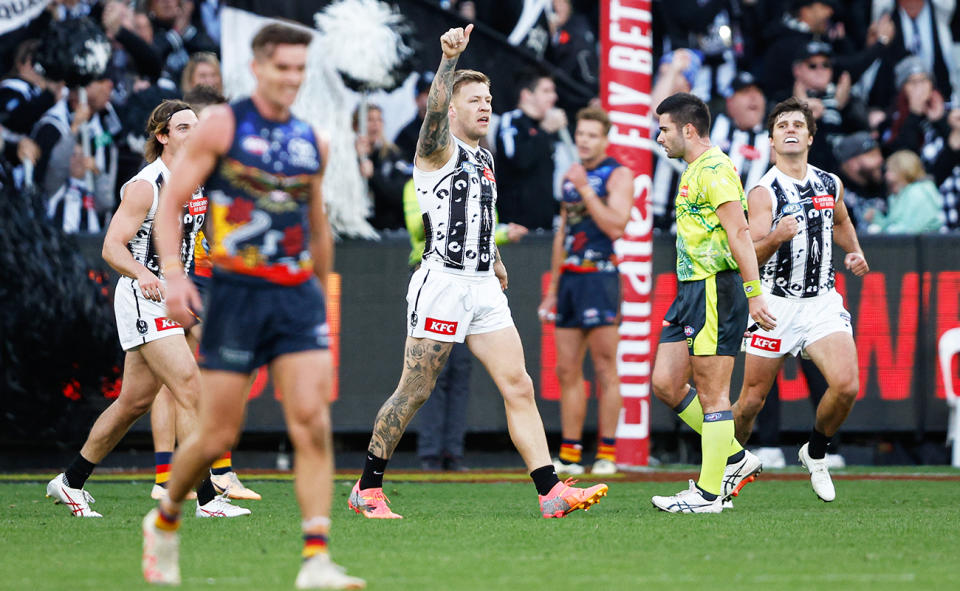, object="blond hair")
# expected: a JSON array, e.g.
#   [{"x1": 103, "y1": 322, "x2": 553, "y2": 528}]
[
  {"x1": 181, "y1": 52, "x2": 220, "y2": 92},
  {"x1": 886, "y1": 150, "x2": 927, "y2": 185},
  {"x1": 452, "y1": 69, "x2": 490, "y2": 97},
  {"x1": 576, "y1": 106, "x2": 611, "y2": 135}
]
